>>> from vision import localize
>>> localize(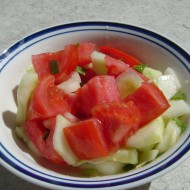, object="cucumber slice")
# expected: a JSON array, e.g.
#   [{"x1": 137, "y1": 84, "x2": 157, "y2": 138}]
[
  {"x1": 53, "y1": 115, "x2": 78, "y2": 165},
  {"x1": 91, "y1": 51, "x2": 107, "y2": 75},
  {"x1": 138, "y1": 144, "x2": 156, "y2": 152},
  {"x1": 154, "y1": 75, "x2": 179, "y2": 100},
  {"x1": 164, "y1": 67, "x2": 181, "y2": 90},
  {"x1": 156, "y1": 120, "x2": 182, "y2": 154},
  {"x1": 162, "y1": 100, "x2": 190, "y2": 119},
  {"x1": 76, "y1": 149, "x2": 138, "y2": 166},
  {"x1": 108, "y1": 149, "x2": 138, "y2": 164},
  {"x1": 80, "y1": 168, "x2": 99, "y2": 177},
  {"x1": 126, "y1": 117, "x2": 164, "y2": 149},
  {"x1": 116, "y1": 70, "x2": 144, "y2": 99},
  {"x1": 81, "y1": 161, "x2": 124, "y2": 176},
  {"x1": 16, "y1": 68, "x2": 38, "y2": 126},
  {"x1": 143, "y1": 67, "x2": 162, "y2": 80},
  {"x1": 139, "y1": 149, "x2": 159, "y2": 163},
  {"x1": 57, "y1": 71, "x2": 81, "y2": 94}
]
